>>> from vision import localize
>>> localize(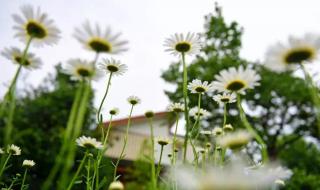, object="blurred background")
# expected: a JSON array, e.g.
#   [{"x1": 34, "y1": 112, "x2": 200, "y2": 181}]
[{"x1": 1, "y1": 0, "x2": 320, "y2": 189}]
